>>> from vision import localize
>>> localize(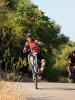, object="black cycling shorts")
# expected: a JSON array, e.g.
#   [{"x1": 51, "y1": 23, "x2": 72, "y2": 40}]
[{"x1": 37, "y1": 53, "x2": 44, "y2": 61}]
